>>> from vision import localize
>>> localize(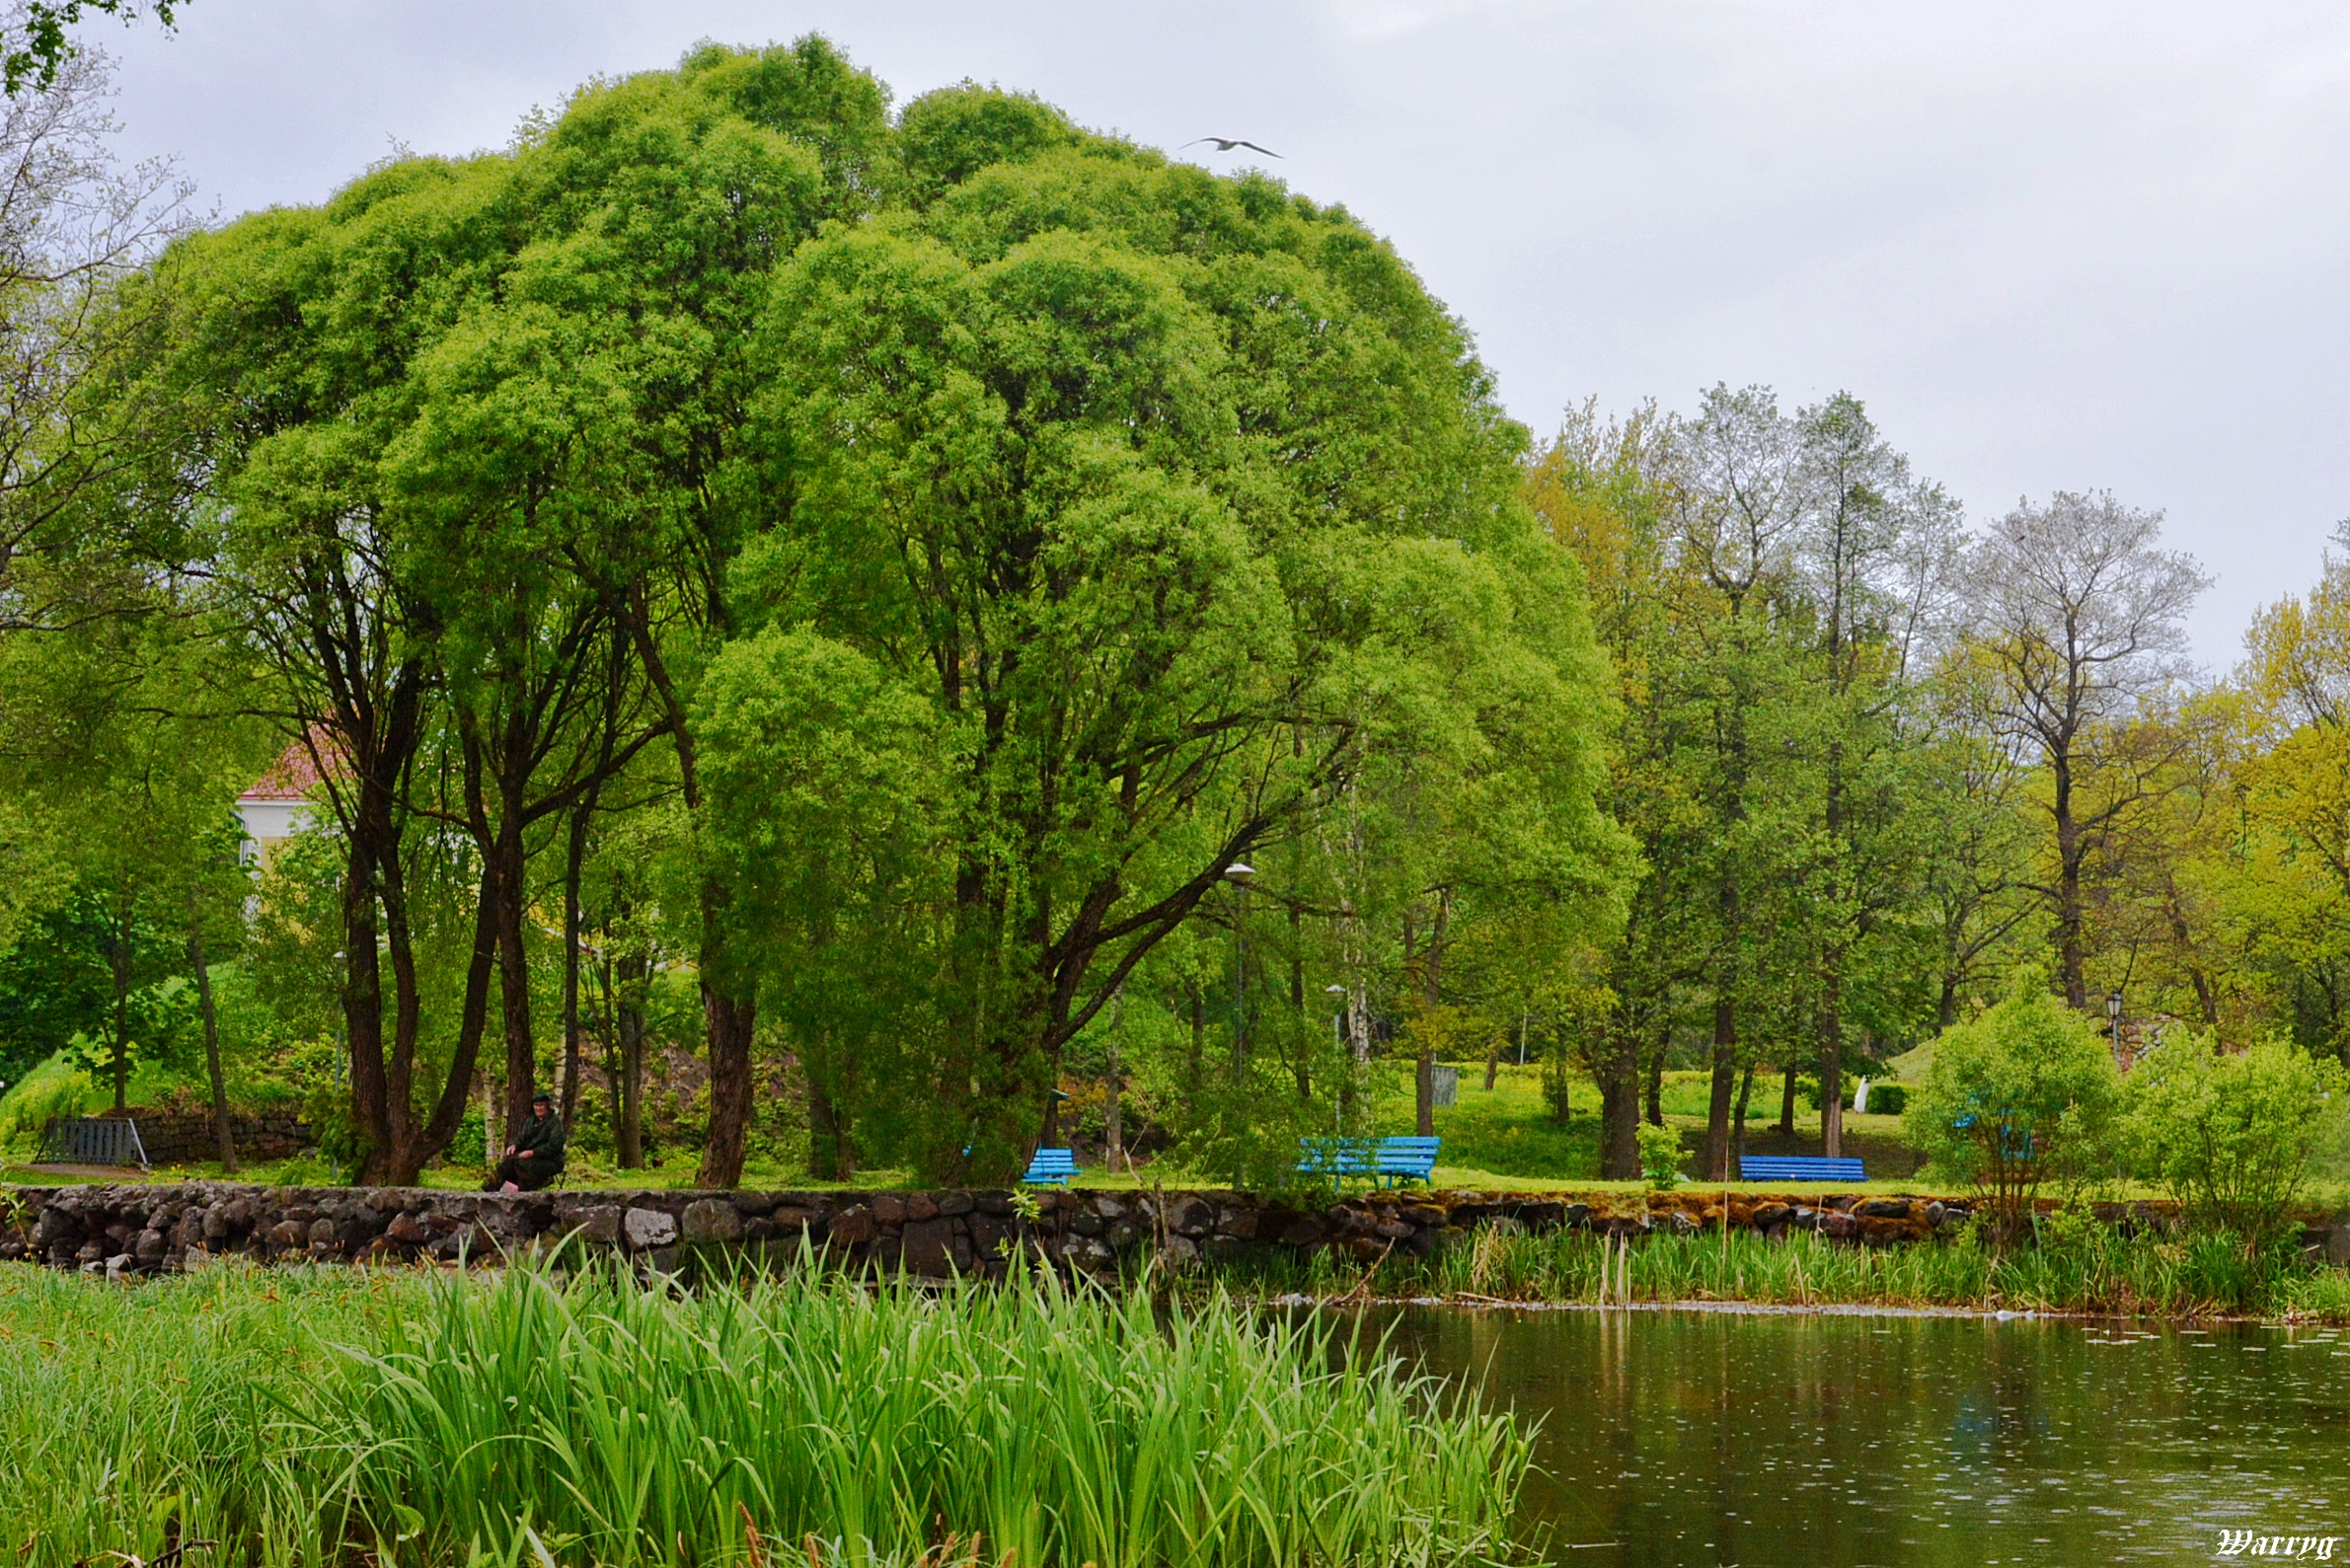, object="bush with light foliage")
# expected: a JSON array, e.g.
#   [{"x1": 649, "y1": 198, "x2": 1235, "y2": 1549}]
[
  {"x1": 2124, "y1": 1035, "x2": 2346, "y2": 1239},
  {"x1": 1905, "y1": 976, "x2": 2121, "y2": 1226}
]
